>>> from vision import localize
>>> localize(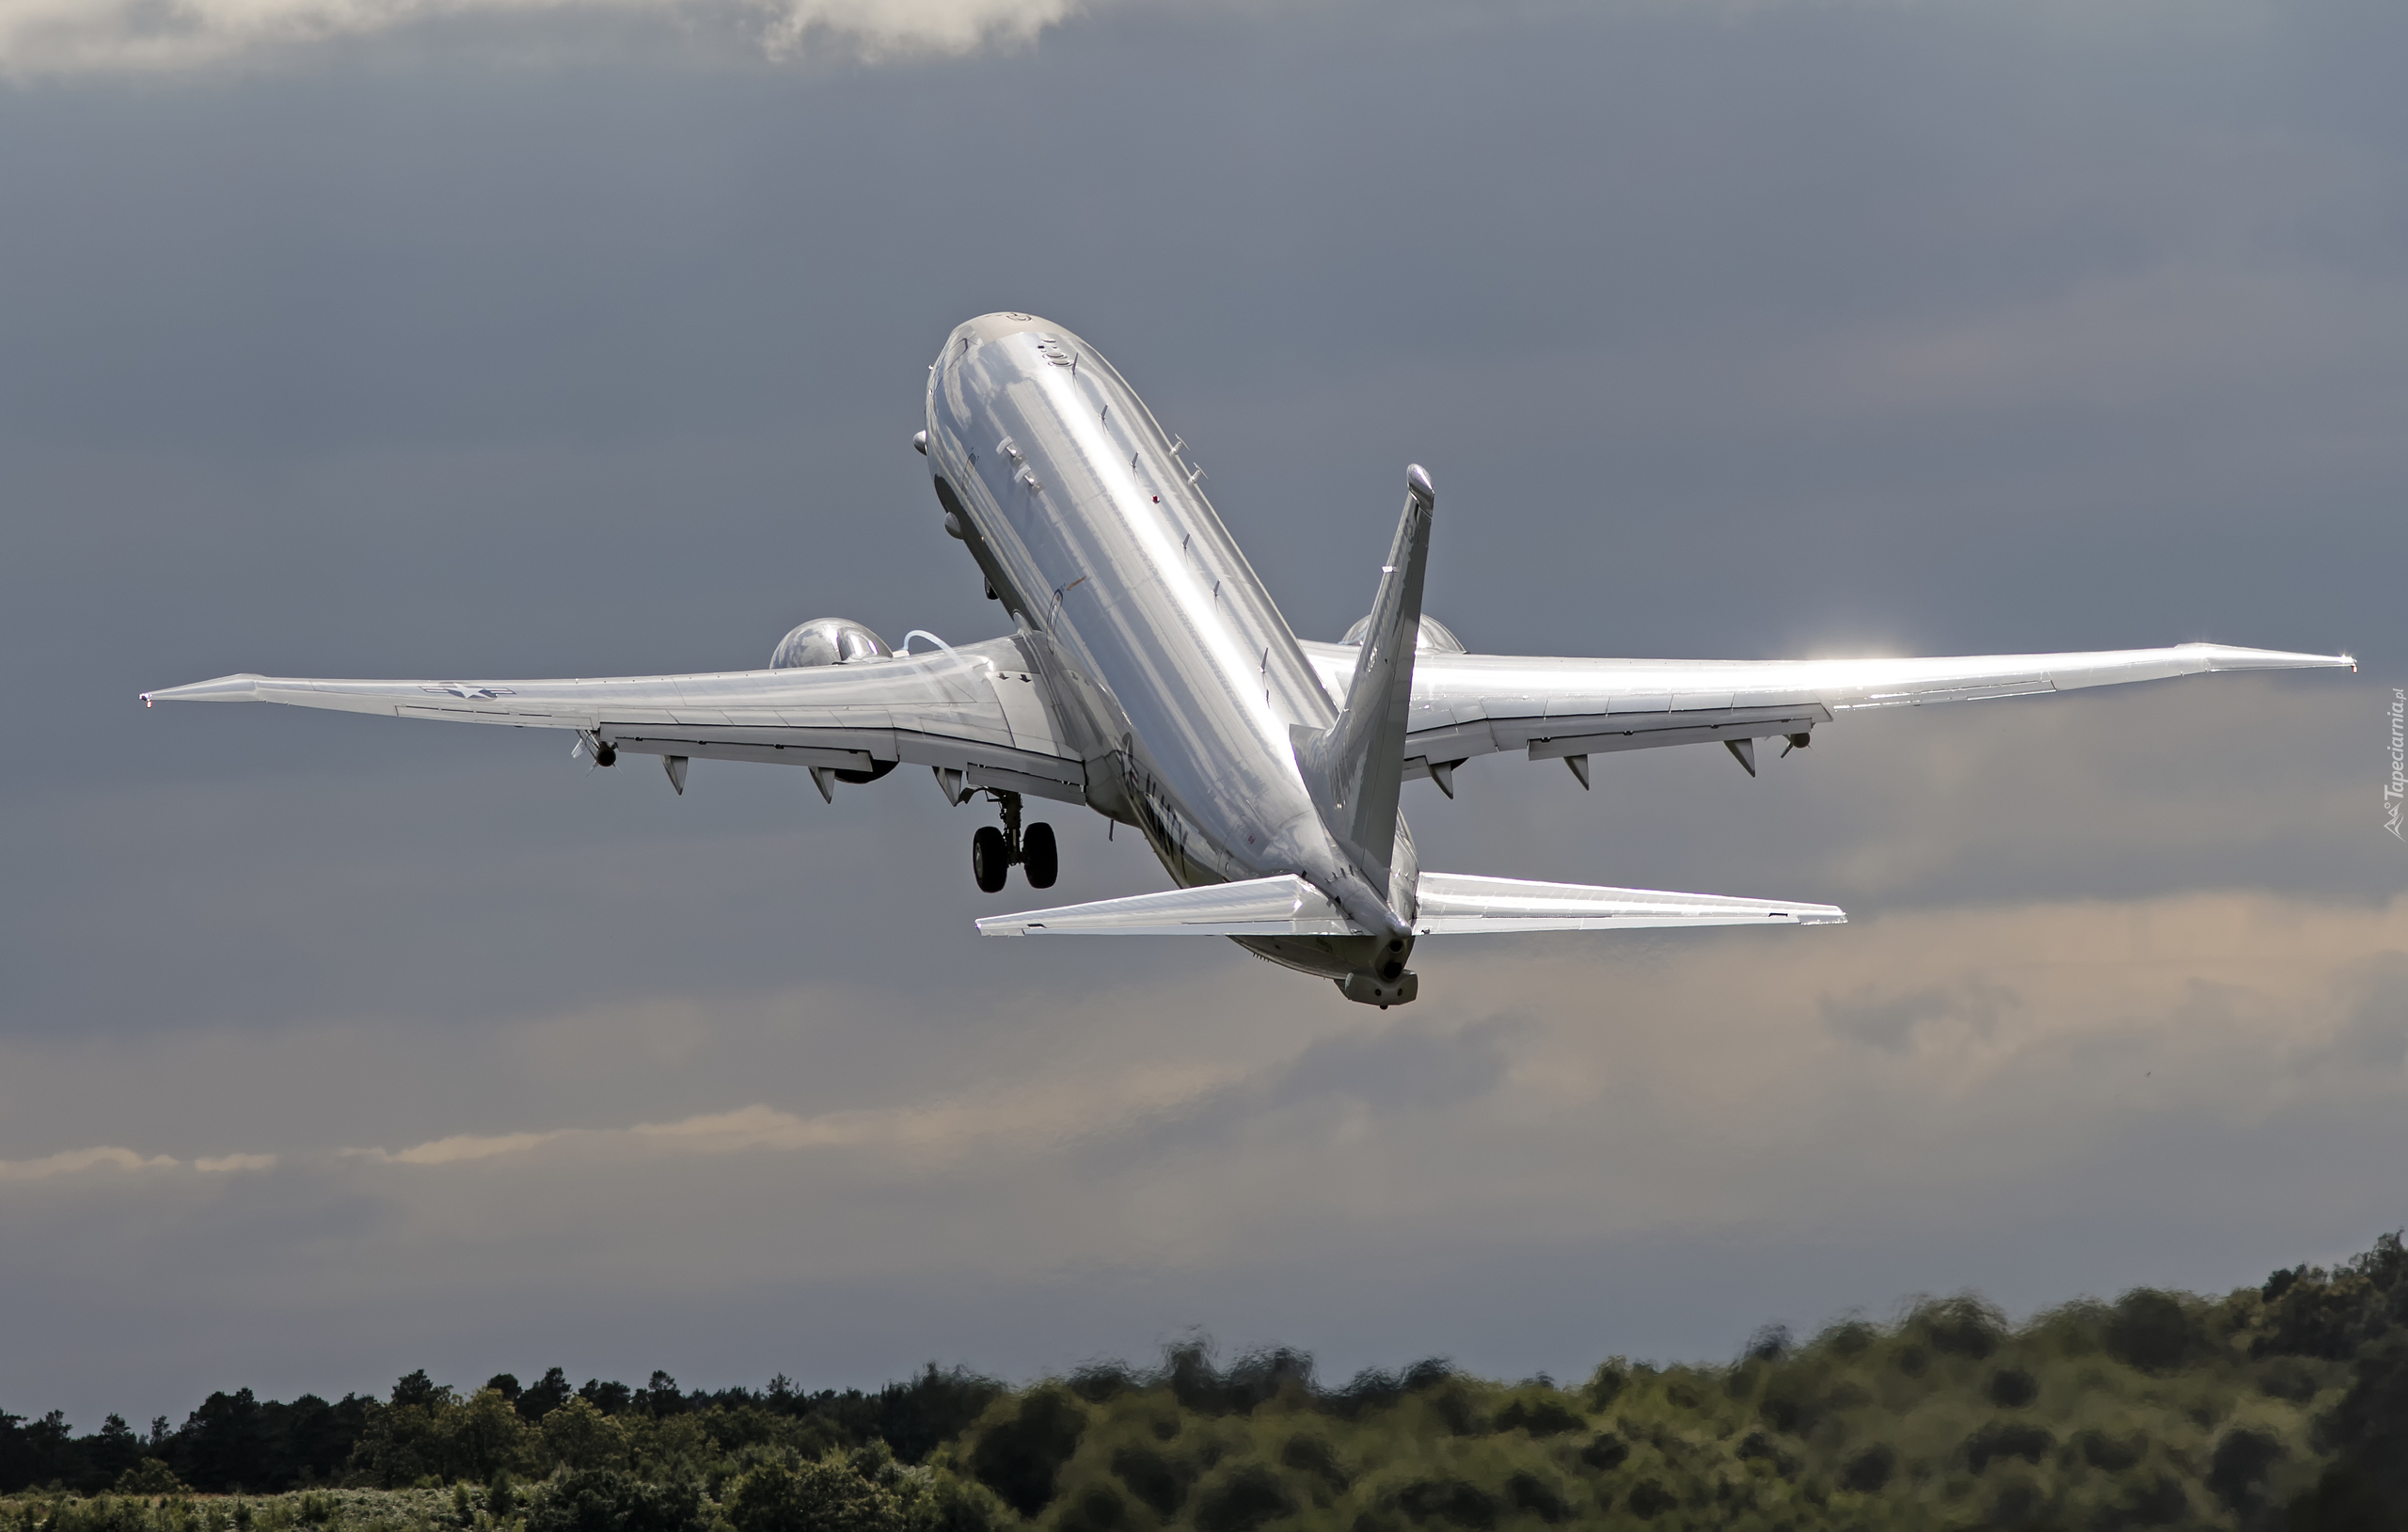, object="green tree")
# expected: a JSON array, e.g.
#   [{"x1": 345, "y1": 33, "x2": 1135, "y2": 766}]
[
  {"x1": 518, "y1": 1371, "x2": 575, "y2": 1425},
  {"x1": 350, "y1": 1374, "x2": 463, "y2": 1488},
  {"x1": 448, "y1": 1389, "x2": 534, "y2": 1482},
  {"x1": 541, "y1": 1398, "x2": 631, "y2": 1474},
  {"x1": 726, "y1": 1459, "x2": 901, "y2": 1532}
]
